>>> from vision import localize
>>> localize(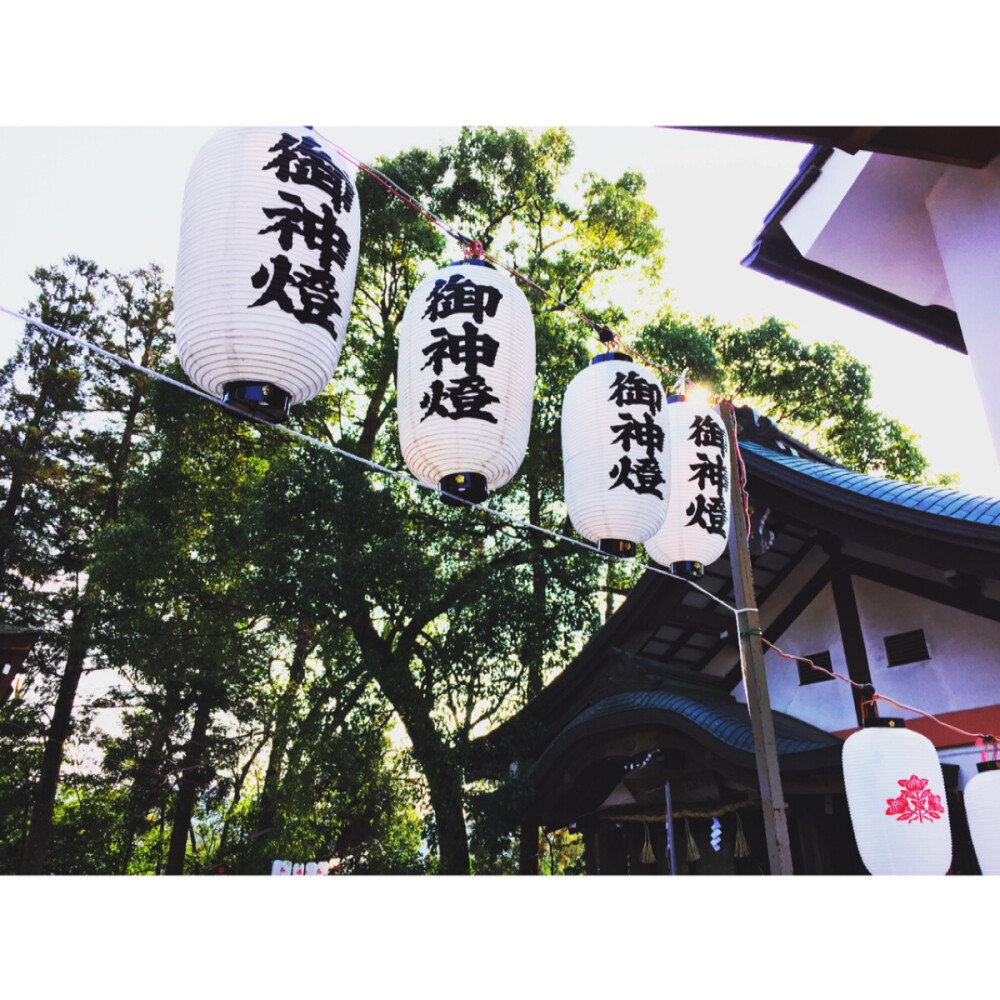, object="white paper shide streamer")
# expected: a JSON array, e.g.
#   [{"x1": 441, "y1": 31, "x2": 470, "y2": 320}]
[
  {"x1": 562, "y1": 353, "x2": 669, "y2": 557},
  {"x1": 645, "y1": 396, "x2": 730, "y2": 578},
  {"x1": 175, "y1": 127, "x2": 361, "y2": 423},
  {"x1": 398, "y1": 261, "x2": 535, "y2": 505},
  {"x1": 842, "y1": 720, "x2": 952, "y2": 875}
]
